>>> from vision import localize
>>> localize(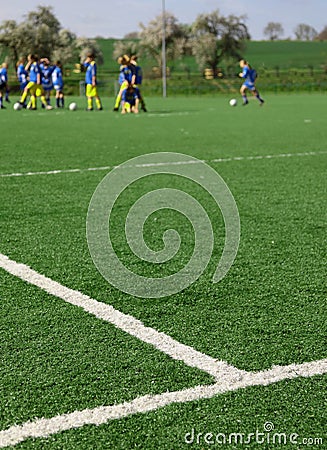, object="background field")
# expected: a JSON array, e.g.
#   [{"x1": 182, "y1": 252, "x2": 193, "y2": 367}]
[{"x1": 0, "y1": 94, "x2": 326, "y2": 448}]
